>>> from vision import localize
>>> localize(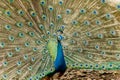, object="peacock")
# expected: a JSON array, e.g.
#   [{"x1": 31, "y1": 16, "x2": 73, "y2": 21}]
[{"x1": 0, "y1": 0, "x2": 120, "y2": 79}]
